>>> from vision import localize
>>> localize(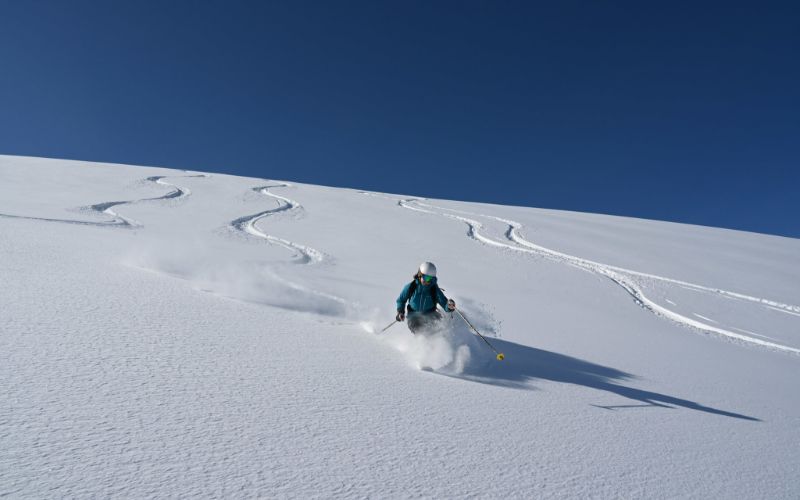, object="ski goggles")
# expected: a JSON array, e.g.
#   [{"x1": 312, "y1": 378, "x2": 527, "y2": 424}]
[{"x1": 420, "y1": 274, "x2": 435, "y2": 284}]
